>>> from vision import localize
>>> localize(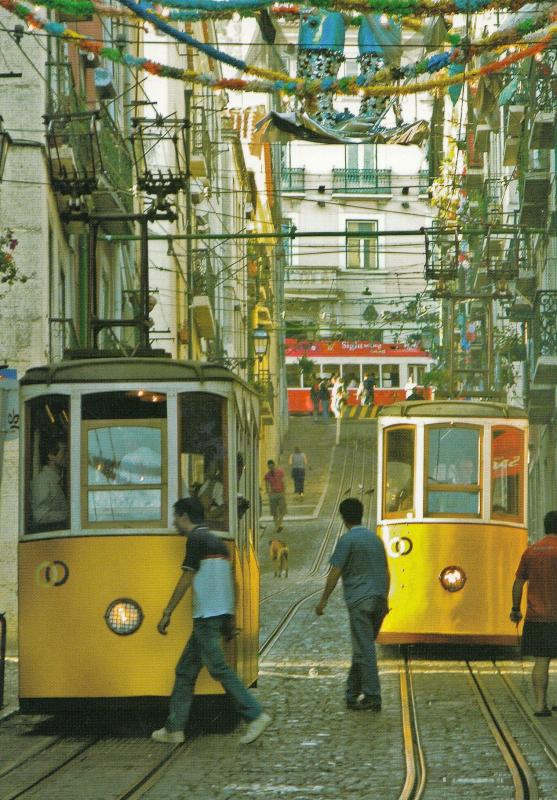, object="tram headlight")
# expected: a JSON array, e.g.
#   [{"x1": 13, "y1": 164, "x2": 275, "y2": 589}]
[
  {"x1": 104, "y1": 598, "x2": 143, "y2": 635},
  {"x1": 439, "y1": 566, "x2": 467, "y2": 593}
]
